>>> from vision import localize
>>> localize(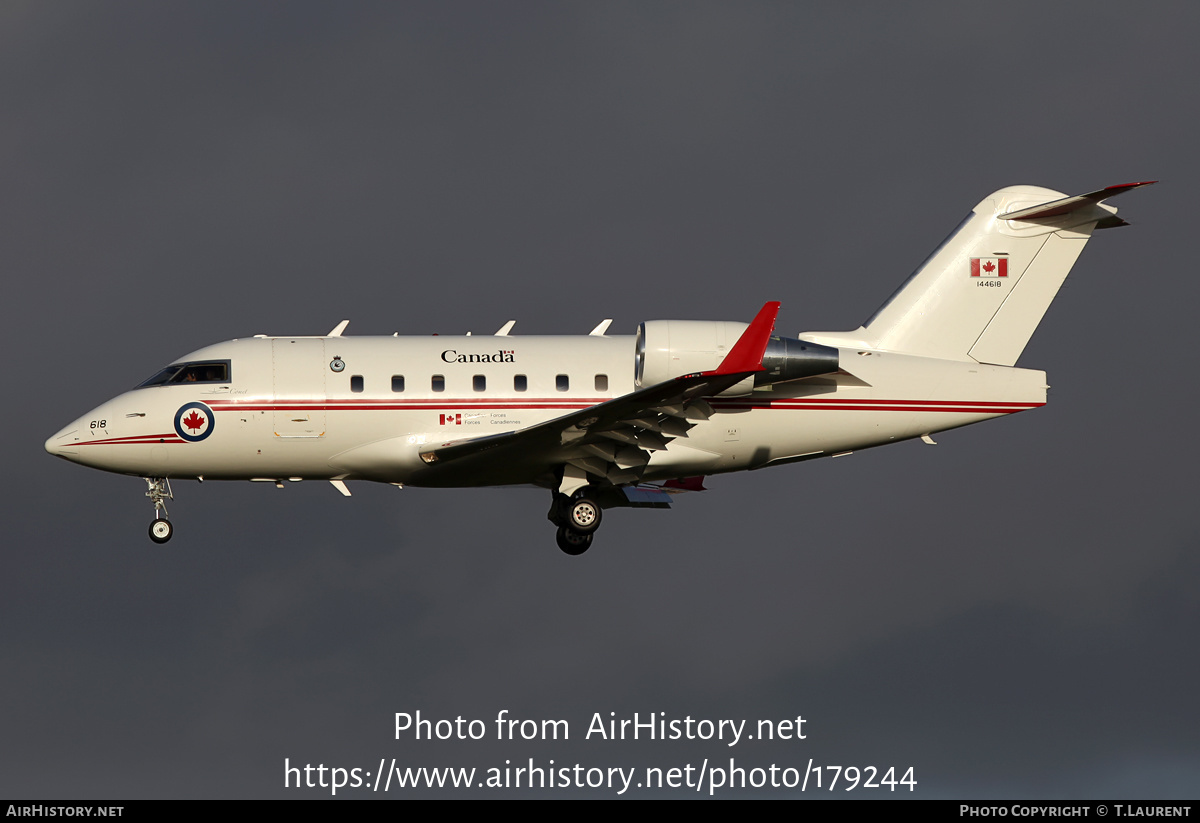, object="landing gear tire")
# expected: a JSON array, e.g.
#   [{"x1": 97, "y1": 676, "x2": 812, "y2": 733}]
[
  {"x1": 565, "y1": 497, "x2": 601, "y2": 534},
  {"x1": 556, "y1": 526, "x2": 592, "y2": 556},
  {"x1": 149, "y1": 519, "x2": 173, "y2": 544}
]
